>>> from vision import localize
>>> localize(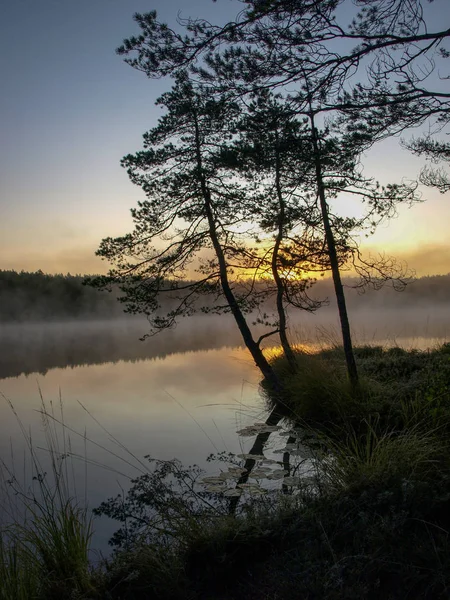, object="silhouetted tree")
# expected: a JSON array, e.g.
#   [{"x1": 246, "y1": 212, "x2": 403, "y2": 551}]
[
  {"x1": 220, "y1": 90, "x2": 327, "y2": 371},
  {"x1": 255, "y1": 90, "x2": 417, "y2": 383},
  {"x1": 91, "y1": 76, "x2": 293, "y2": 390},
  {"x1": 112, "y1": 1, "x2": 433, "y2": 387},
  {"x1": 219, "y1": 87, "x2": 417, "y2": 382}
]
